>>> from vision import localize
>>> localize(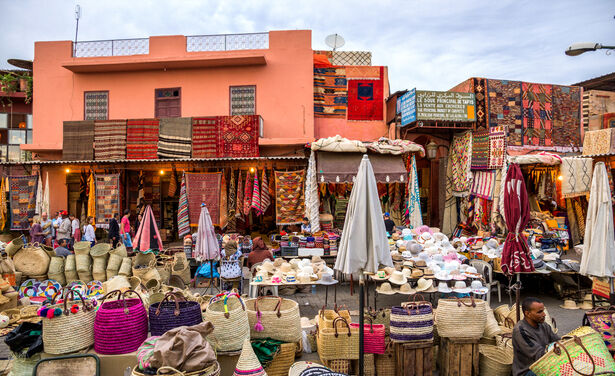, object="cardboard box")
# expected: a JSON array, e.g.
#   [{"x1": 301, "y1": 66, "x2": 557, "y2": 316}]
[{"x1": 42, "y1": 350, "x2": 136, "y2": 376}]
